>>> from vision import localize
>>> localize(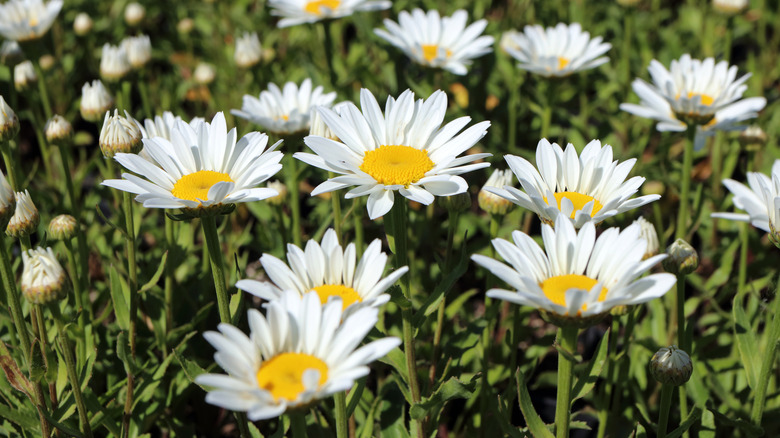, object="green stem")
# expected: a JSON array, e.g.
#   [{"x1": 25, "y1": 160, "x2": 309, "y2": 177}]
[
  {"x1": 63, "y1": 238, "x2": 86, "y2": 348},
  {"x1": 201, "y1": 215, "x2": 231, "y2": 324},
  {"x1": 1, "y1": 140, "x2": 20, "y2": 191},
  {"x1": 123, "y1": 192, "x2": 138, "y2": 356},
  {"x1": 738, "y1": 223, "x2": 748, "y2": 294},
  {"x1": 286, "y1": 156, "x2": 302, "y2": 247},
  {"x1": 621, "y1": 13, "x2": 634, "y2": 88},
  {"x1": 657, "y1": 383, "x2": 674, "y2": 438},
  {"x1": 330, "y1": 181, "x2": 342, "y2": 242},
  {"x1": 676, "y1": 275, "x2": 686, "y2": 351},
  {"x1": 334, "y1": 391, "x2": 348, "y2": 438},
  {"x1": 50, "y1": 305, "x2": 93, "y2": 438},
  {"x1": 675, "y1": 127, "x2": 697, "y2": 240},
  {"x1": 289, "y1": 411, "x2": 308, "y2": 438},
  {"x1": 596, "y1": 319, "x2": 621, "y2": 438},
  {"x1": 384, "y1": 201, "x2": 422, "y2": 438},
  {"x1": 554, "y1": 326, "x2": 578, "y2": 438},
  {"x1": 236, "y1": 413, "x2": 251, "y2": 438},
  {"x1": 164, "y1": 214, "x2": 175, "y2": 342},
  {"x1": 0, "y1": 232, "x2": 32, "y2": 361},
  {"x1": 507, "y1": 77, "x2": 519, "y2": 153},
  {"x1": 429, "y1": 208, "x2": 460, "y2": 385},
  {"x1": 320, "y1": 21, "x2": 337, "y2": 87},
  {"x1": 32, "y1": 61, "x2": 52, "y2": 119},
  {"x1": 352, "y1": 198, "x2": 364, "y2": 254},
  {"x1": 137, "y1": 78, "x2": 153, "y2": 119},
  {"x1": 724, "y1": 17, "x2": 733, "y2": 63},
  {"x1": 750, "y1": 278, "x2": 780, "y2": 425}
]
